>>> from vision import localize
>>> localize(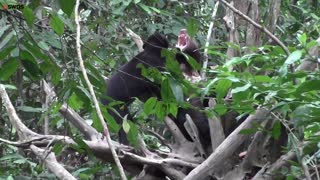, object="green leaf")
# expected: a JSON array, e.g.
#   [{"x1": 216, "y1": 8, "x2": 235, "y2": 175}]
[
  {"x1": 22, "y1": 41, "x2": 50, "y2": 62},
  {"x1": 0, "y1": 58, "x2": 19, "y2": 81},
  {"x1": 144, "y1": 97, "x2": 157, "y2": 115},
  {"x1": 100, "y1": 107, "x2": 120, "y2": 133},
  {"x1": 214, "y1": 104, "x2": 227, "y2": 115},
  {"x1": 203, "y1": 77, "x2": 219, "y2": 95},
  {"x1": 37, "y1": 41, "x2": 50, "y2": 51},
  {"x1": 279, "y1": 65, "x2": 288, "y2": 77},
  {"x1": 187, "y1": 18, "x2": 198, "y2": 37},
  {"x1": 74, "y1": 86, "x2": 91, "y2": 109},
  {"x1": 164, "y1": 49, "x2": 183, "y2": 76},
  {"x1": 254, "y1": 75, "x2": 272, "y2": 83},
  {"x1": 297, "y1": 33, "x2": 307, "y2": 46},
  {"x1": 123, "y1": 119, "x2": 130, "y2": 133},
  {"x1": 169, "y1": 79, "x2": 184, "y2": 103},
  {"x1": 59, "y1": 0, "x2": 75, "y2": 17},
  {"x1": 51, "y1": 142, "x2": 65, "y2": 154},
  {"x1": 168, "y1": 103, "x2": 178, "y2": 117},
  {"x1": 0, "y1": 46, "x2": 16, "y2": 61},
  {"x1": 50, "y1": 64, "x2": 61, "y2": 85},
  {"x1": 284, "y1": 50, "x2": 303, "y2": 65},
  {"x1": 0, "y1": 31, "x2": 14, "y2": 49},
  {"x1": 126, "y1": 120, "x2": 139, "y2": 146},
  {"x1": 183, "y1": 53, "x2": 201, "y2": 70},
  {"x1": 67, "y1": 93, "x2": 84, "y2": 110},
  {"x1": 272, "y1": 121, "x2": 281, "y2": 139},
  {"x1": 22, "y1": 6, "x2": 34, "y2": 27},
  {"x1": 155, "y1": 101, "x2": 166, "y2": 120},
  {"x1": 161, "y1": 79, "x2": 173, "y2": 102},
  {"x1": 138, "y1": 4, "x2": 152, "y2": 14},
  {"x1": 224, "y1": 57, "x2": 242, "y2": 67},
  {"x1": 239, "y1": 128, "x2": 257, "y2": 134},
  {"x1": 13, "y1": 159, "x2": 27, "y2": 164},
  {"x1": 50, "y1": 14, "x2": 64, "y2": 35},
  {"x1": 149, "y1": 7, "x2": 161, "y2": 13},
  {"x1": 20, "y1": 50, "x2": 42, "y2": 79},
  {"x1": 265, "y1": 91, "x2": 277, "y2": 103},
  {"x1": 306, "y1": 40, "x2": 318, "y2": 49},
  {"x1": 231, "y1": 84, "x2": 251, "y2": 94},
  {"x1": 216, "y1": 79, "x2": 232, "y2": 99},
  {"x1": 296, "y1": 80, "x2": 320, "y2": 93}
]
